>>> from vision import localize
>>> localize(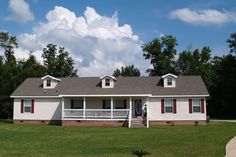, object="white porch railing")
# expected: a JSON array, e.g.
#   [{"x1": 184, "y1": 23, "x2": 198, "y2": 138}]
[{"x1": 63, "y1": 109, "x2": 129, "y2": 119}]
